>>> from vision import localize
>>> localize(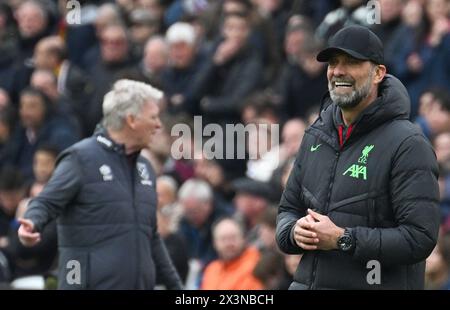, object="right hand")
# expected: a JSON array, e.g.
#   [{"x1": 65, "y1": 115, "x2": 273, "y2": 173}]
[
  {"x1": 293, "y1": 214, "x2": 319, "y2": 250},
  {"x1": 213, "y1": 39, "x2": 241, "y2": 65},
  {"x1": 18, "y1": 218, "x2": 41, "y2": 247}
]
